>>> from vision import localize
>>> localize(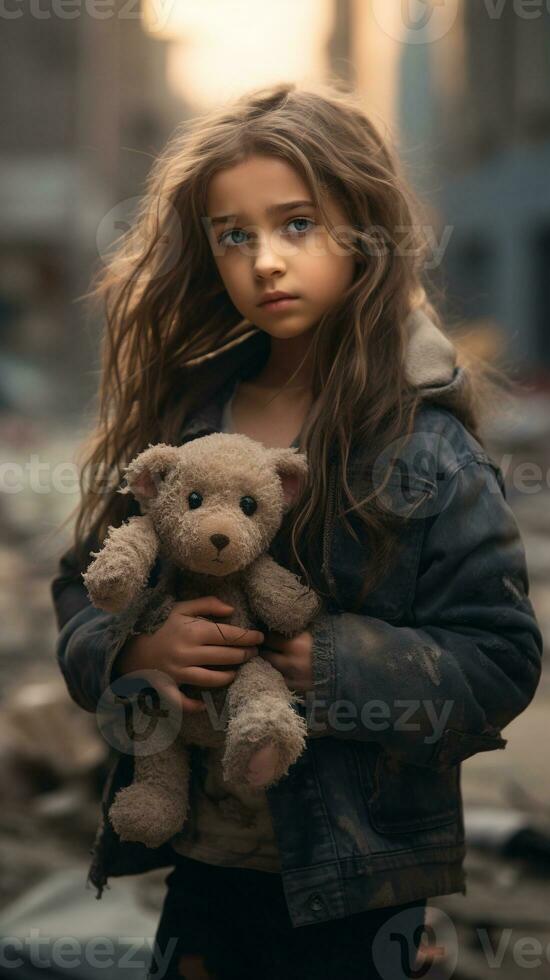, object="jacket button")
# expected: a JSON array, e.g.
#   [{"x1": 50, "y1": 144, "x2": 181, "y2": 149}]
[{"x1": 309, "y1": 894, "x2": 325, "y2": 912}]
